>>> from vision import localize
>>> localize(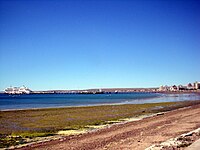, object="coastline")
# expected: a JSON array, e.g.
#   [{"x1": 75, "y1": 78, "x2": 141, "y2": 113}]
[
  {"x1": 13, "y1": 100, "x2": 200, "y2": 150},
  {"x1": 1, "y1": 100, "x2": 200, "y2": 149},
  {"x1": 156, "y1": 90, "x2": 200, "y2": 94}
]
